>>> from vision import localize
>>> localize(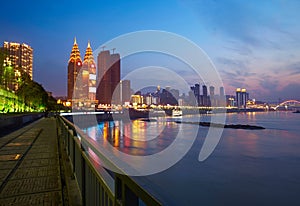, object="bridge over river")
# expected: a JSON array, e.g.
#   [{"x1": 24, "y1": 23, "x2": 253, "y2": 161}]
[{"x1": 271, "y1": 100, "x2": 300, "y2": 110}]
